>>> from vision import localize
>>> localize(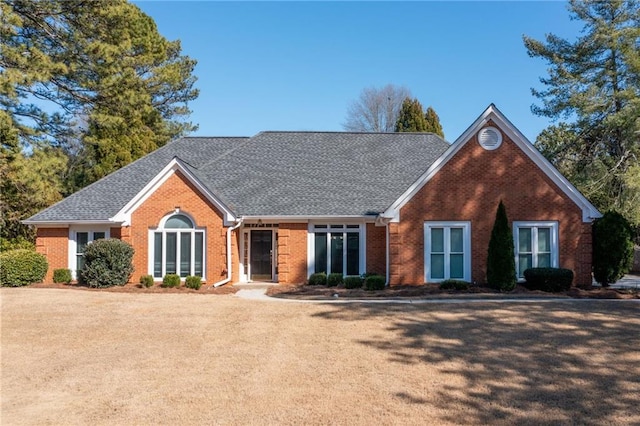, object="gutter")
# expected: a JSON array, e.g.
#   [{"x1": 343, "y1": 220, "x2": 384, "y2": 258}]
[{"x1": 212, "y1": 218, "x2": 244, "y2": 287}]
